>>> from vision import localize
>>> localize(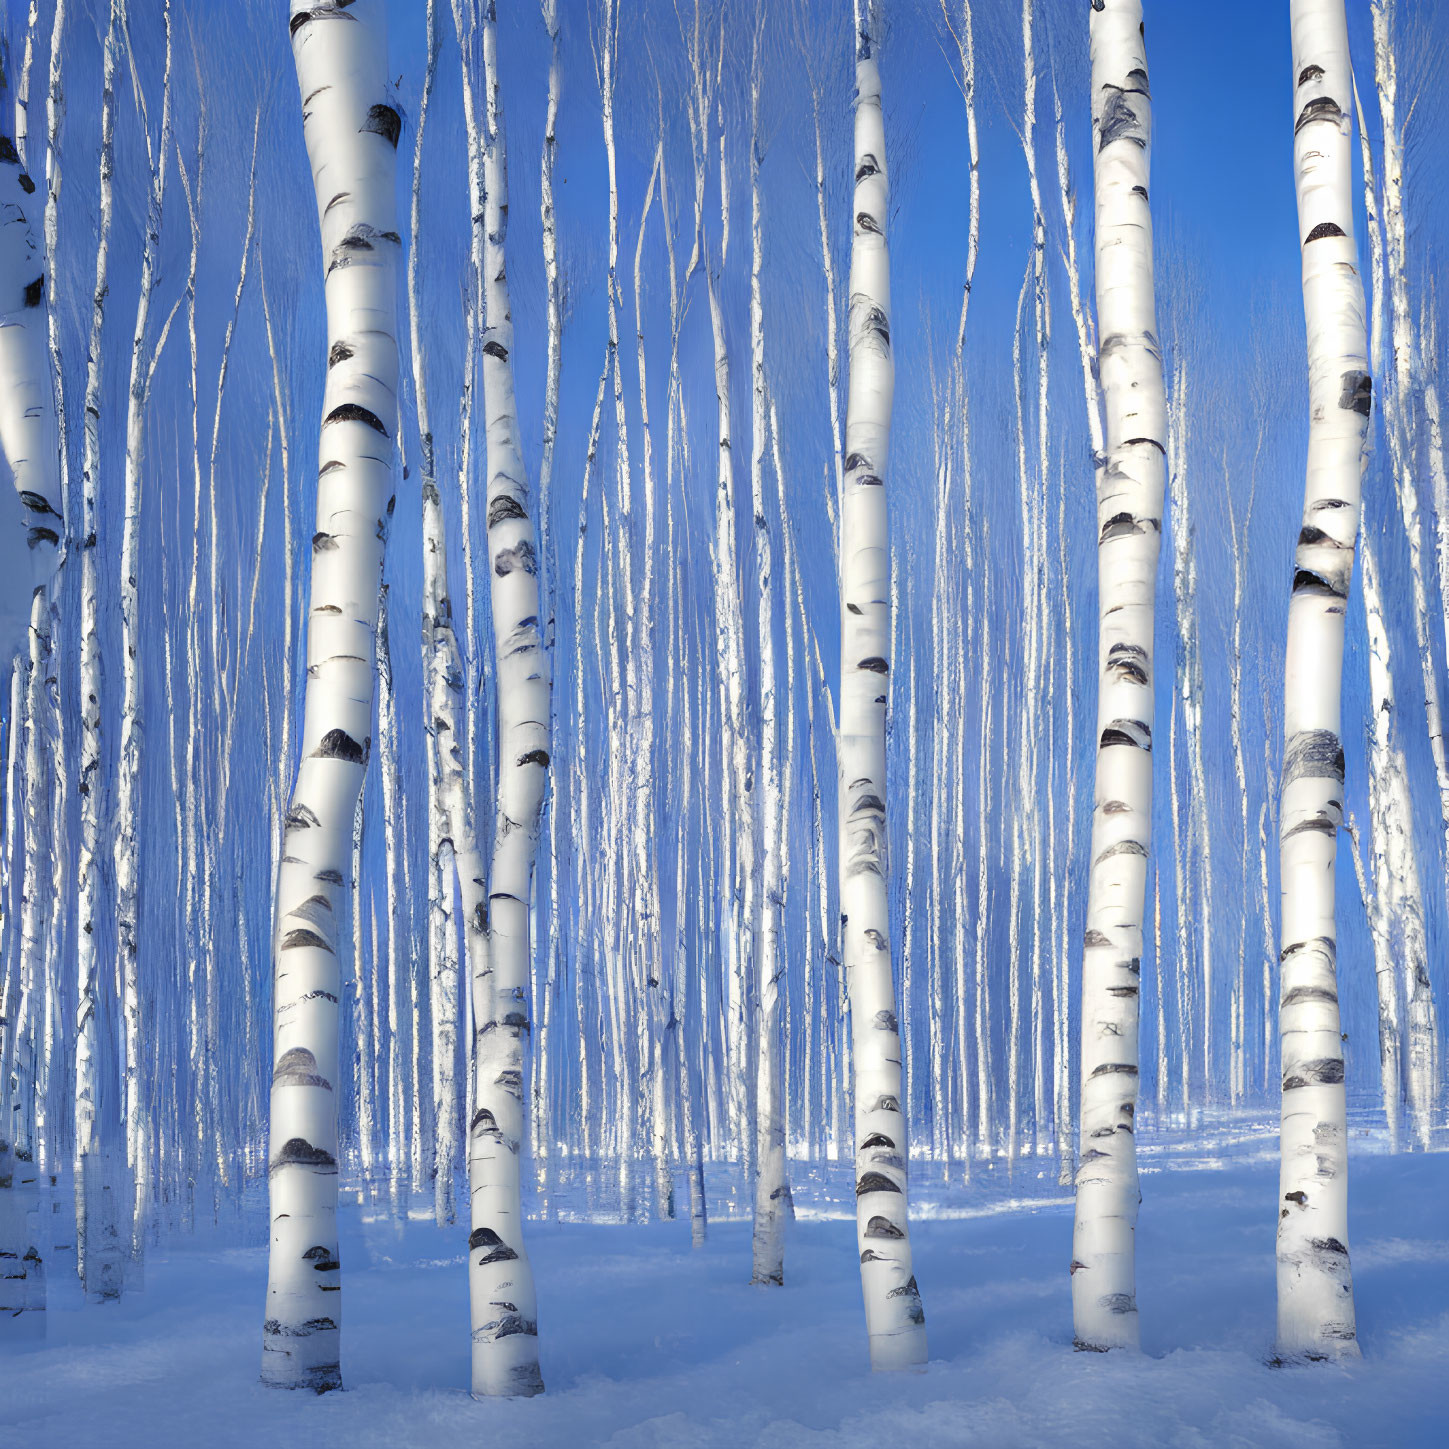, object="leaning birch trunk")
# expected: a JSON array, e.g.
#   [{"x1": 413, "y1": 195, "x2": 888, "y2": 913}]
[
  {"x1": 1273, "y1": 0, "x2": 1365, "y2": 1362},
  {"x1": 466, "y1": 0, "x2": 548, "y2": 1399},
  {"x1": 1070, "y1": 0, "x2": 1165, "y2": 1354},
  {"x1": 262, "y1": 0, "x2": 400, "y2": 1393},
  {"x1": 839, "y1": 5, "x2": 926, "y2": 1372}
]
